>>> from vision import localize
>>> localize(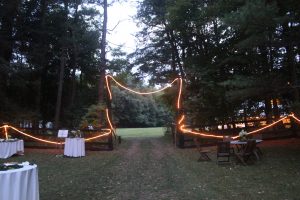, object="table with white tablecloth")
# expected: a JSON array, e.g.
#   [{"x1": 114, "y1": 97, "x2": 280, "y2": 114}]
[
  {"x1": 0, "y1": 164, "x2": 40, "y2": 200},
  {"x1": 0, "y1": 140, "x2": 24, "y2": 159},
  {"x1": 64, "y1": 138, "x2": 85, "y2": 157}
]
